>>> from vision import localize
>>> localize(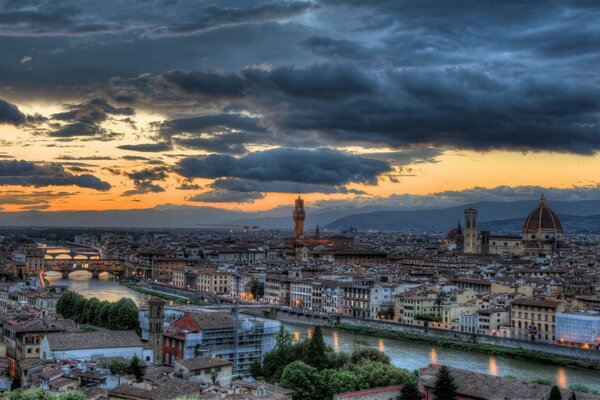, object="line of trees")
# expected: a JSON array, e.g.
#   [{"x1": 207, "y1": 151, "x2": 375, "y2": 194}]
[
  {"x1": 55, "y1": 292, "x2": 139, "y2": 333},
  {"x1": 250, "y1": 326, "x2": 412, "y2": 400},
  {"x1": 1, "y1": 389, "x2": 86, "y2": 400}
]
